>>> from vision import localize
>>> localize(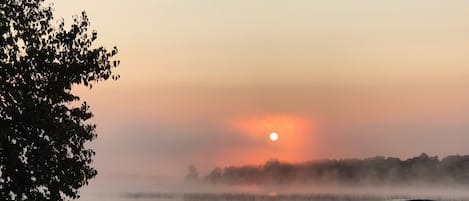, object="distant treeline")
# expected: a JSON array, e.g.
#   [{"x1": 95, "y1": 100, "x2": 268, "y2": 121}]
[{"x1": 187, "y1": 153, "x2": 469, "y2": 185}]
